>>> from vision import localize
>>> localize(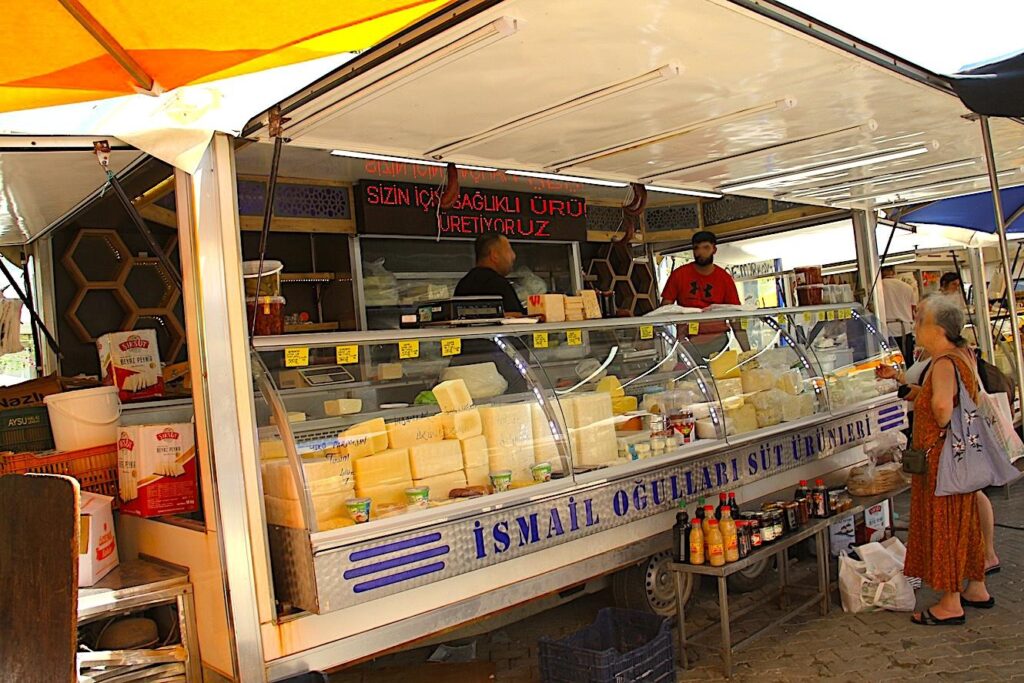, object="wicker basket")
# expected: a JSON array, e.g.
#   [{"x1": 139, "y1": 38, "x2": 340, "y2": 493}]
[{"x1": 0, "y1": 443, "x2": 118, "y2": 500}]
